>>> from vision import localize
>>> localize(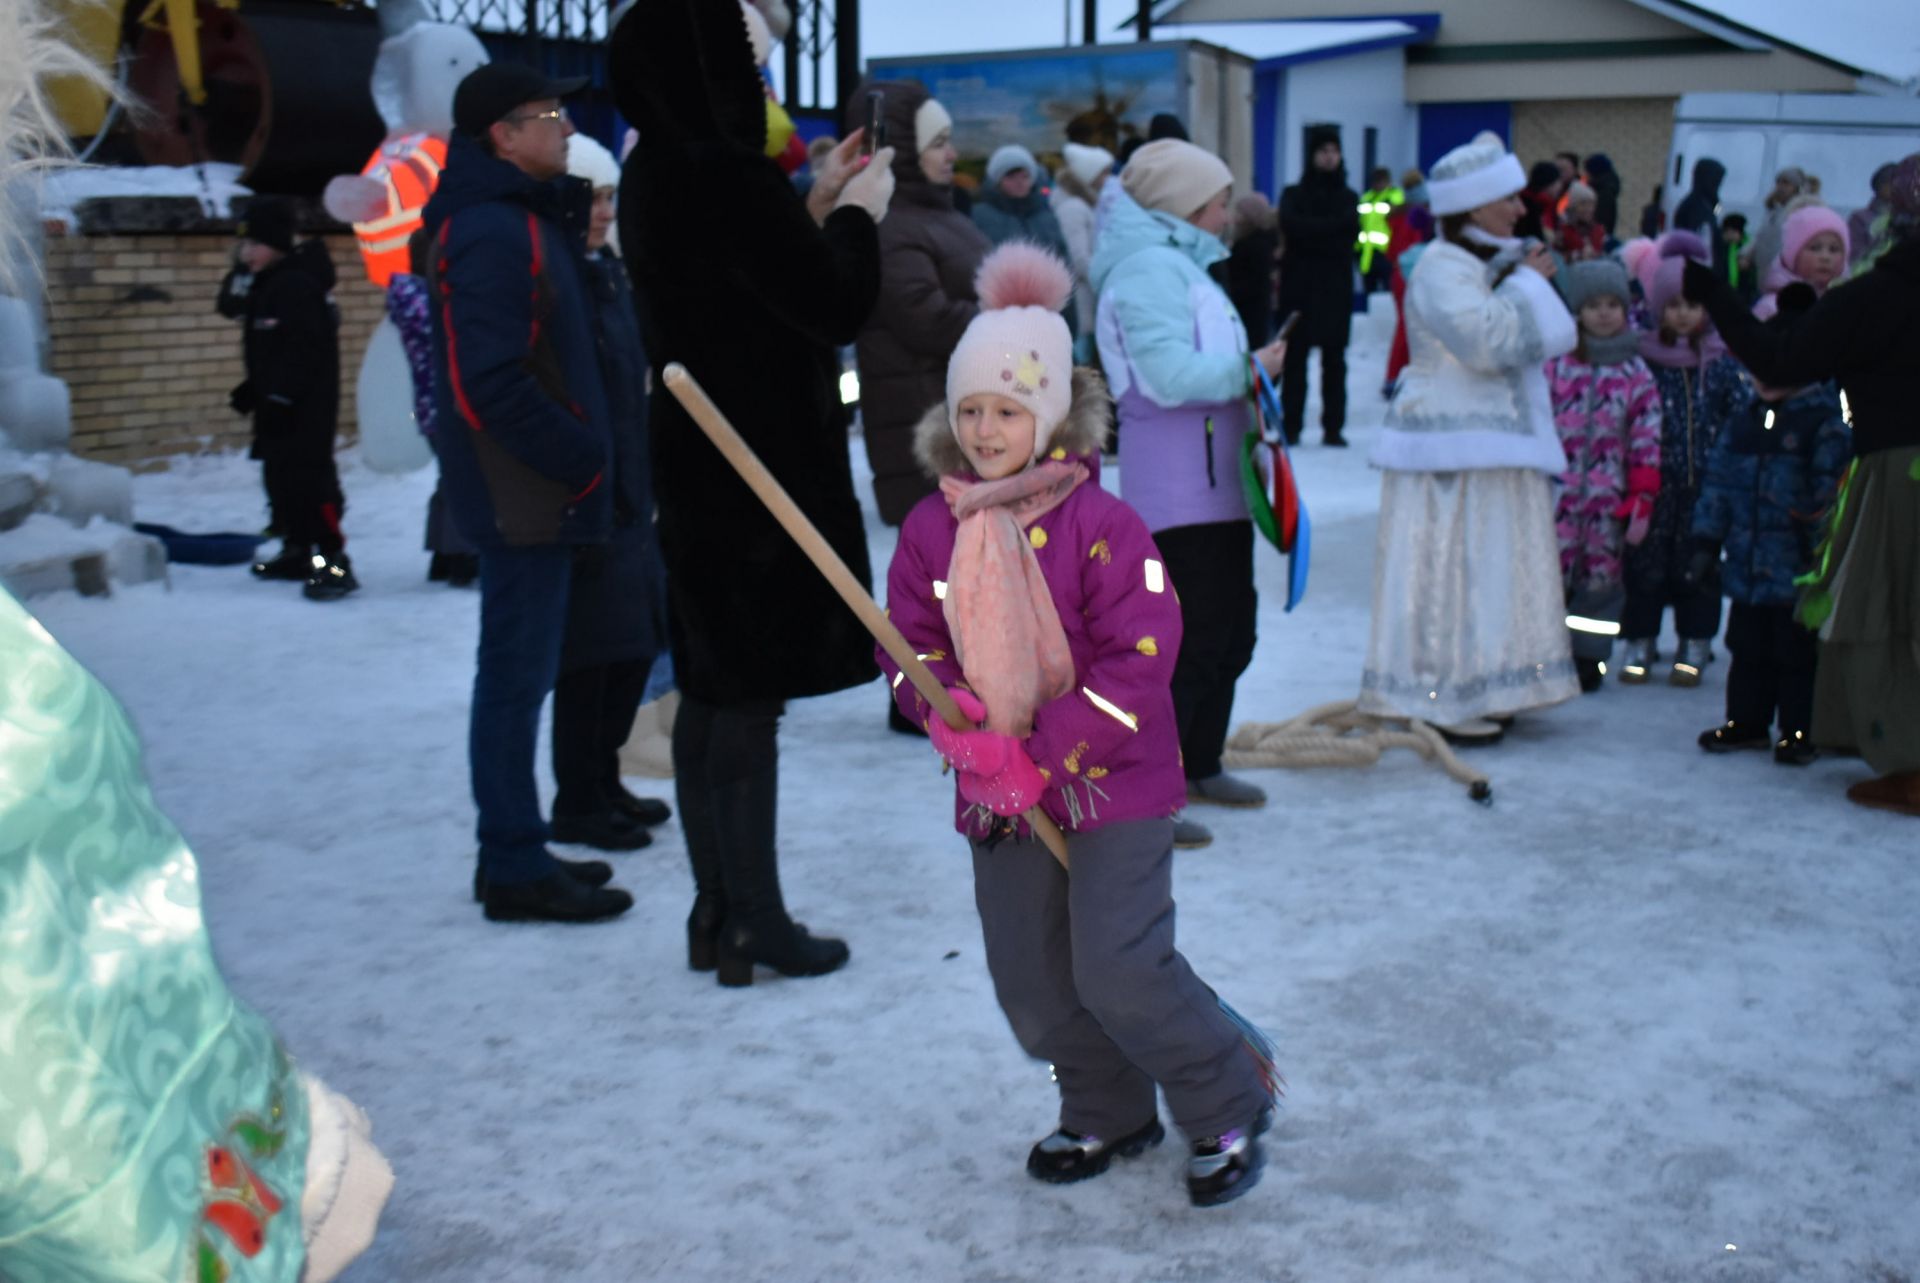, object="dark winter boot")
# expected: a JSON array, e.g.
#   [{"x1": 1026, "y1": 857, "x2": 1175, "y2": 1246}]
[
  {"x1": 1699, "y1": 722, "x2": 1770, "y2": 753},
  {"x1": 473, "y1": 855, "x2": 614, "y2": 902},
  {"x1": 1773, "y1": 730, "x2": 1819, "y2": 766},
  {"x1": 1618, "y1": 638, "x2": 1656, "y2": 684},
  {"x1": 674, "y1": 715, "x2": 730, "y2": 972},
  {"x1": 481, "y1": 871, "x2": 632, "y2": 924},
  {"x1": 1025, "y1": 1117, "x2": 1166, "y2": 1184},
  {"x1": 549, "y1": 809, "x2": 653, "y2": 851},
  {"x1": 1186, "y1": 1127, "x2": 1266, "y2": 1208},
  {"x1": 610, "y1": 782, "x2": 672, "y2": 828},
  {"x1": 302, "y1": 552, "x2": 359, "y2": 601},
  {"x1": 1576, "y1": 658, "x2": 1605, "y2": 693},
  {"x1": 711, "y1": 767, "x2": 848, "y2": 987},
  {"x1": 251, "y1": 543, "x2": 311, "y2": 581}
]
